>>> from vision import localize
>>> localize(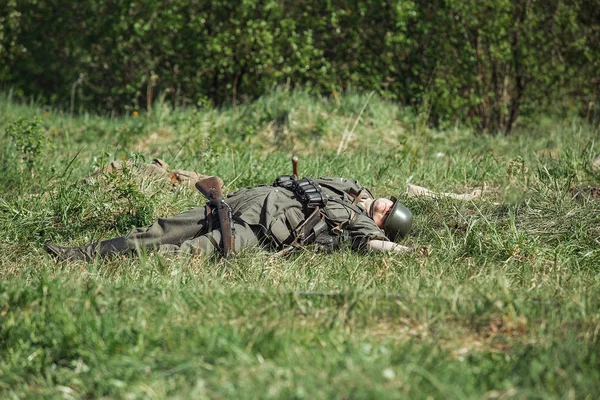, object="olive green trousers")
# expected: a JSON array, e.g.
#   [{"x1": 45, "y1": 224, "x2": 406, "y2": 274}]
[{"x1": 82, "y1": 206, "x2": 262, "y2": 258}]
